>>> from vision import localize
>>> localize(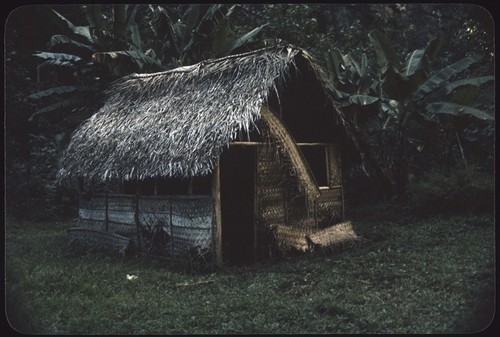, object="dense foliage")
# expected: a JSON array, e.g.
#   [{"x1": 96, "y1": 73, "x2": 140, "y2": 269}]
[{"x1": 5, "y1": 4, "x2": 494, "y2": 219}]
